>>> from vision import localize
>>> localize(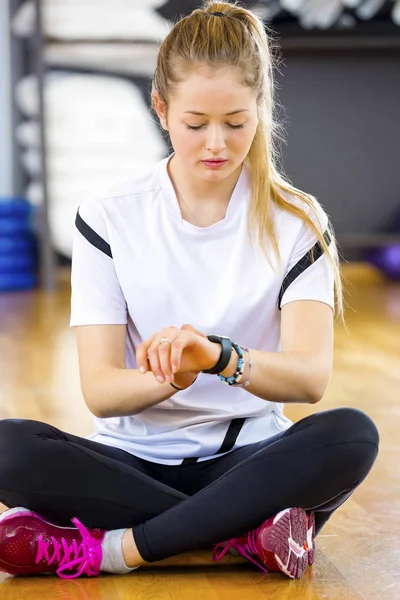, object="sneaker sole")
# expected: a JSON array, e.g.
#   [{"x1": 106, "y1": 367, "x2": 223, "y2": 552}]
[
  {"x1": 260, "y1": 507, "x2": 310, "y2": 579},
  {"x1": 307, "y1": 511, "x2": 316, "y2": 565}
]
